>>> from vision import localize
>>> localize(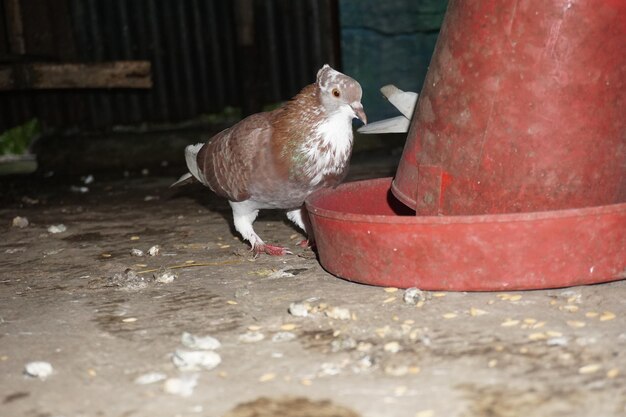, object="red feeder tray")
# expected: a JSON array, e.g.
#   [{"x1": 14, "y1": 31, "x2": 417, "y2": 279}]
[
  {"x1": 306, "y1": 0, "x2": 626, "y2": 290},
  {"x1": 306, "y1": 177, "x2": 626, "y2": 291}
]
